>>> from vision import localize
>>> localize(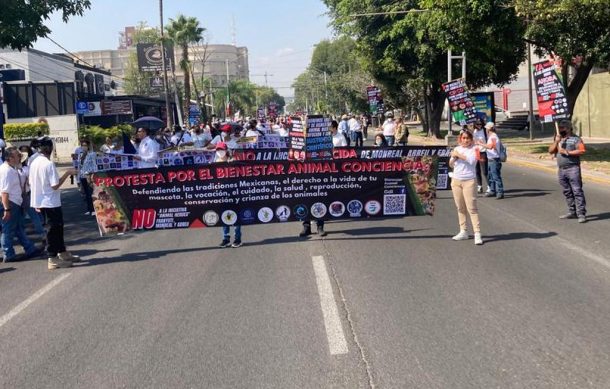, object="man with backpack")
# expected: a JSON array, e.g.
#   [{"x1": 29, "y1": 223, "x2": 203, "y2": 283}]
[{"x1": 483, "y1": 122, "x2": 505, "y2": 199}]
